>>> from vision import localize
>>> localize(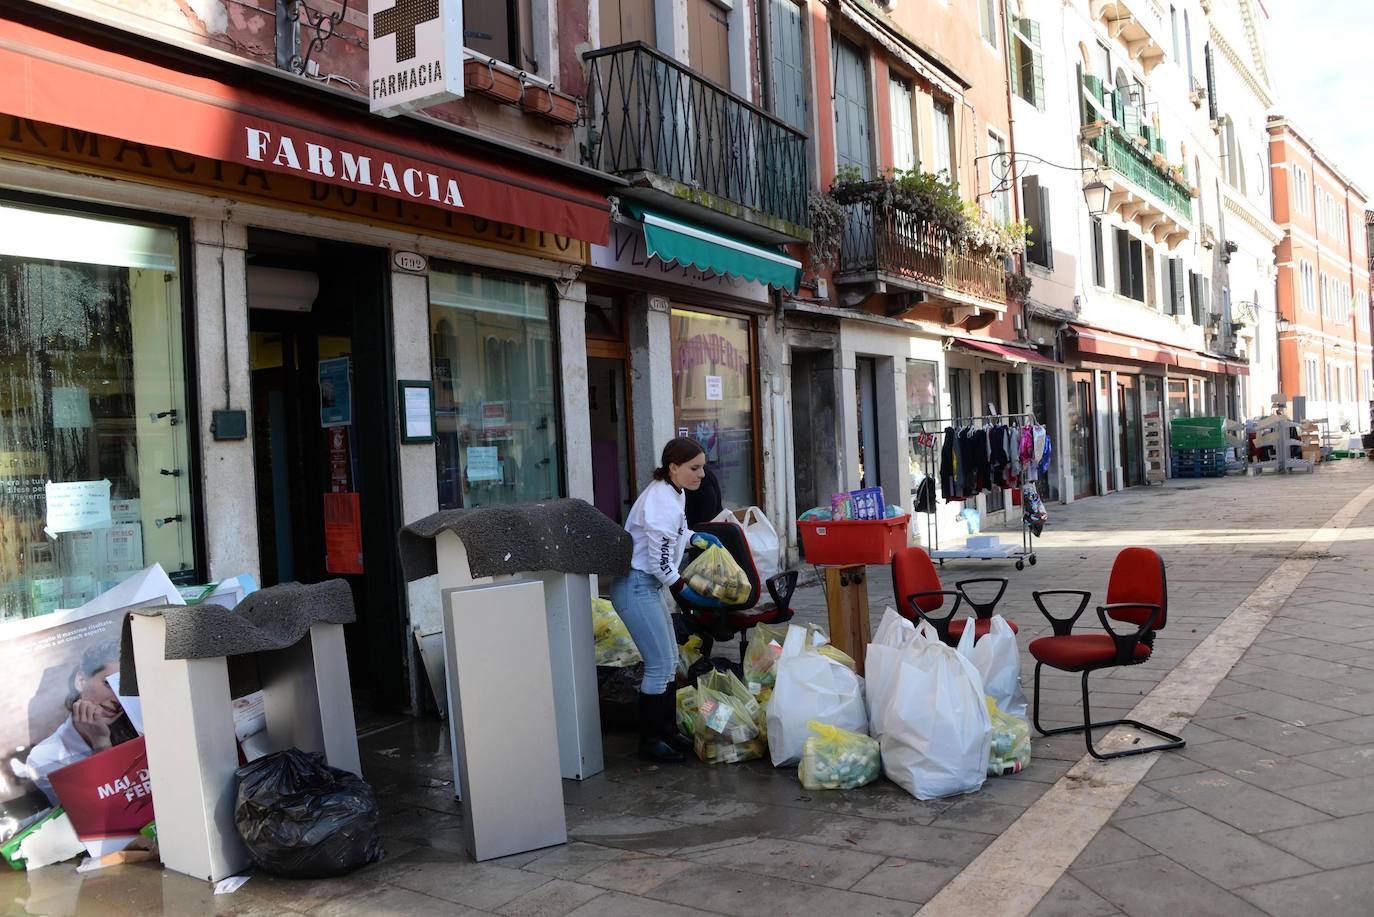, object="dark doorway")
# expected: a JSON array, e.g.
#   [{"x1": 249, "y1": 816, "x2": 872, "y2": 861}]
[
  {"x1": 247, "y1": 230, "x2": 405, "y2": 711},
  {"x1": 1118, "y1": 375, "x2": 1143, "y2": 487},
  {"x1": 856, "y1": 357, "x2": 881, "y2": 489},
  {"x1": 790, "y1": 348, "x2": 838, "y2": 517}
]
